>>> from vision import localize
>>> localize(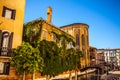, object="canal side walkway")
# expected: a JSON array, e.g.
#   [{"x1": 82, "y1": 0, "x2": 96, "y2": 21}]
[
  {"x1": 100, "y1": 71, "x2": 120, "y2": 80},
  {"x1": 36, "y1": 69, "x2": 96, "y2": 80}
]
